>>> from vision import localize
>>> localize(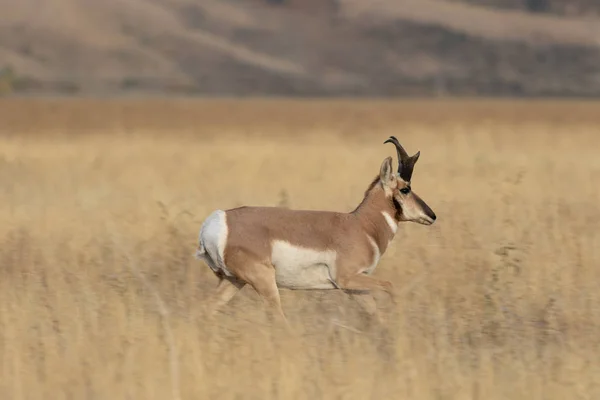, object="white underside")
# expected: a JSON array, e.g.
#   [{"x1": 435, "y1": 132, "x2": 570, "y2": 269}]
[{"x1": 271, "y1": 240, "x2": 338, "y2": 289}]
